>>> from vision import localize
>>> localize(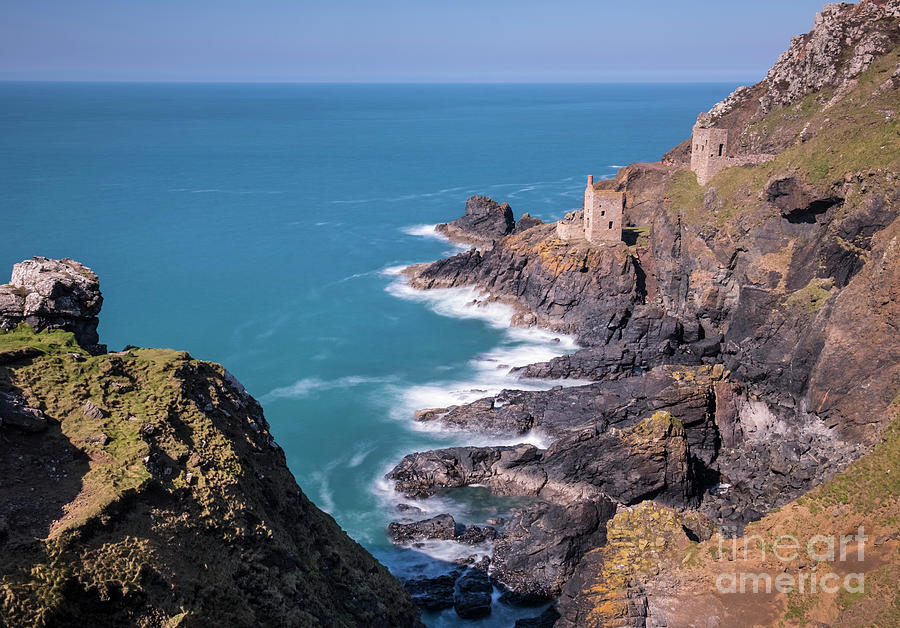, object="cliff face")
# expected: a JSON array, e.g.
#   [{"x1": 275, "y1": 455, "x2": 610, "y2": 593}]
[
  {"x1": 391, "y1": 2, "x2": 900, "y2": 625},
  {"x1": 0, "y1": 265, "x2": 422, "y2": 627}
]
